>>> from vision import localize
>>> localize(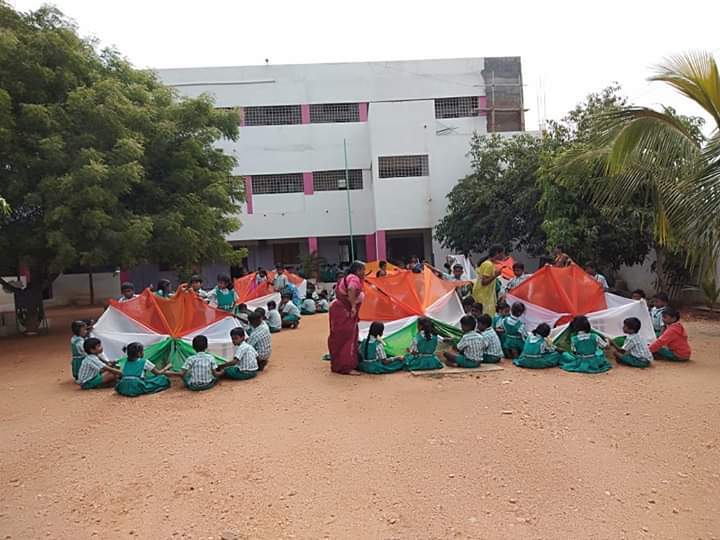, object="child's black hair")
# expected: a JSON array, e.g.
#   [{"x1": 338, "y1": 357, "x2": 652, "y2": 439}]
[
  {"x1": 512, "y1": 262, "x2": 525, "y2": 271},
  {"x1": 190, "y1": 274, "x2": 203, "y2": 284},
  {"x1": 120, "y1": 281, "x2": 134, "y2": 292},
  {"x1": 318, "y1": 291, "x2": 328, "y2": 299},
  {"x1": 230, "y1": 327, "x2": 246, "y2": 339},
  {"x1": 365, "y1": 321, "x2": 385, "y2": 359},
  {"x1": 461, "y1": 296, "x2": 475, "y2": 307},
  {"x1": 379, "y1": 260, "x2": 387, "y2": 268},
  {"x1": 281, "y1": 293, "x2": 292, "y2": 300},
  {"x1": 83, "y1": 337, "x2": 102, "y2": 354},
  {"x1": 476, "y1": 314, "x2": 492, "y2": 330},
  {"x1": 249, "y1": 311, "x2": 262, "y2": 325},
  {"x1": 306, "y1": 291, "x2": 314, "y2": 299},
  {"x1": 124, "y1": 342, "x2": 144, "y2": 360},
  {"x1": 655, "y1": 292, "x2": 669, "y2": 302},
  {"x1": 460, "y1": 315, "x2": 477, "y2": 331},
  {"x1": 497, "y1": 301, "x2": 510, "y2": 311},
  {"x1": 417, "y1": 317, "x2": 435, "y2": 341},
  {"x1": 623, "y1": 317, "x2": 641, "y2": 333},
  {"x1": 192, "y1": 335, "x2": 208, "y2": 352},
  {"x1": 157, "y1": 278, "x2": 171, "y2": 292},
  {"x1": 511, "y1": 302, "x2": 526, "y2": 317},
  {"x1": 585, "y1": 262, "x2": 596, "y2": 271},
  {"x1": 71, "y1": 320, "x2": 87, "y2": 335},
  {"x1": 569, "y1": 315, "x2": 591, "y2": 334},
  {"x1": 217, "y1": 274, "x2": 232, "y2": 287},
  {"x1": 267, "y1": 300, "x2": 277, "y2": 310},
  {"x1": 254, "y1": 307, "x2": 266, "y2": 319},
  {"x1": 472, "y1": 302, "x2": 484, "y2": 312},
  {"x1": 632, "y1": 289, "x2": 646, "y2": 299},
  {"x1": 663, "y1": 307, "x2": 680, "y2": 322},
  {"x1": 533, "y1": 323, "x2": 551, "y2": 338}
]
